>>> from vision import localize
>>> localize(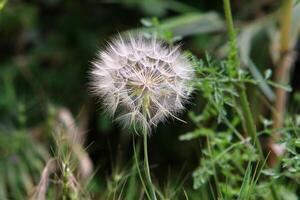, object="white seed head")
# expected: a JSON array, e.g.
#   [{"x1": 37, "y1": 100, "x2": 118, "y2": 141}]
[{"x1": 90, "y1": 34, "x2": 194, "y2": 131}]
